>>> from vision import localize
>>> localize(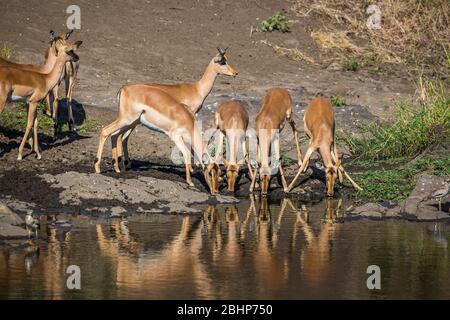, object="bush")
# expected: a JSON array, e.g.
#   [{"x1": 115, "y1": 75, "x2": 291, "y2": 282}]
[
  {"x1": 342, "y1": 79, "x2": 450, "y2": 160},
  {"x1": 330, "y1": 94, "x2": 346, "y2": 107},
  {"x1": 260, "y1": 12, "x2": 289, "y2": 33}
]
